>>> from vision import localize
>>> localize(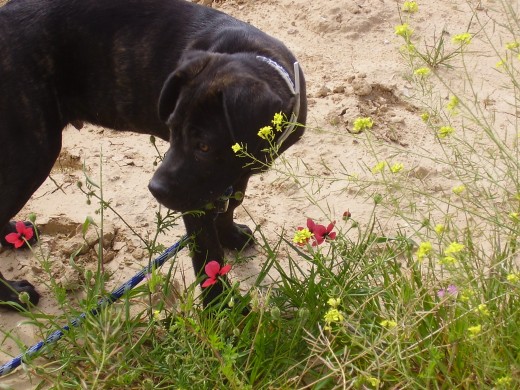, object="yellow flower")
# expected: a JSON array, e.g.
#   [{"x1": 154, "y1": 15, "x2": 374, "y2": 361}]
[
  {"x1": 390, "y1": 163, "x2": 404, "y2": 173},
  {"x1": 420, "y1": 112, "x2": 430, "y2": 122},
  {"x1": 402, "y1": 1, "x2": 418, "y2": 13},
  {"x1": 496, "y1": 60, "x2": 505, "y2": 68},
  {"x1": 446, "y1": 96, "x2": 460, "y2": 113},
  {"x1": 380, "y1": 319, "x2": 397, "y2": 329},
  {"x1": 445, "y1": 241, "x2": 464, "y2": 255},
  {"x1": 327, "y1": 297, "x2": 341, "y2": 308},
  {"x1": 459, "y1": 289, "x2": 474, "y2": 302},
  {"x1": 468, "y1": 324, "x2": 482, "y2": 337},
  {"x1": 416, "y1": 241, "x2": 433, "y2": 262},
  {"x1": 395, "y1": 23, "x2": 413, "y2": 39},
  {"x1": 153, "y1": 310, "x2": 161, "y2": 321},
  {"x1": 367, "y1": 377, "x2": 381, "y2": 387},
  {"x1": 506, "y1": 273, "x2": 520, "y2": 283},
  {"x1": 496, "y1": 376, "x2": 513, "y2": 387},
  {"x1": 231, "y1": 143, "x2": 242, "y2": 153},
  {"x1": 352, "y1": 117, "x2": 374, "y2": 133},
  {"x1": 272, "y1": 112, "x2": 284, "y2": 131},
  {"x1": 434, "y1": 224, "x2": 445, "y2": 234},
  {"x1": 452, "y1": 32, "x2": 472, "y2": 45},
  {"x1": 324, "y1": 308, "x2": 344, "y2": 325},
  {"x1": 452, "y1": 185, "x2": 466, "y2": 195},
  {"x1": 258, "y1": 126, "x2": 274, "y2": 140},
  {"x1": 506, "y1": 41, "x2": 519, "y2": 50},
  {"x1": 509, "y1": 212, "x2": 520, "y2": 223},
  {"x1": 371, "y1": 161, "x2": 387, "y2": 174},
  {"x1": 439, "y1": 256, "x2": 457, "y2": 265},
  {"x1": 293, "y1": 228, "x2": 313, "y2": 245},
  {"x1": 438, "y1": 125, "x2": 455, "y2": 138},
  {"x1": 476, "y1": 303, "x2": 490, "y2": 316},
  {"x1": 414, "y1": 67, "x2": 431, "y2": 77}
]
